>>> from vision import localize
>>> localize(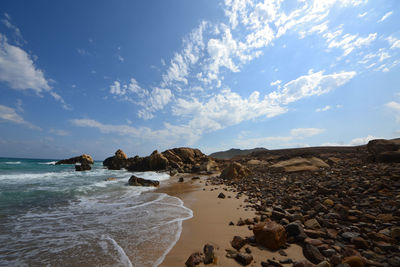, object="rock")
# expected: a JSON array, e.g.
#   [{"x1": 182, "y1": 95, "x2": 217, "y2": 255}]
[
  {"x1": 105, "y1": 177, "x2": 116, "y2": 181},
  {"x1": 103, "y1": 149, "x2": 128, "y2": 170},
  {"x1": 149, "y1": 150, "x2": 168, "y2": 170},
  {"x1": 75, "y1": 162, "x2": 91, "y2": 171},
  {"x1": 270, "y1": 157, "x2": 329, "y2": 172},
  {"x1": 185, "y1": 252, "x2": 203, "y2": 267},
  {"x1": 218, "y1": 192, "x2": 226, "y2": 199},
  {"x1": 341, "y1": 232, "x2": 359, "y2": 241},
  {"x1": 342, "y1": 256, "x2": 365, "y2": 267},
  {"x1": 231, "y1": 236, "x2": 246, "y2": 250},
  {"x1": 128, "y1": 175, "x2": 160, "y2": 187},
  {"x1": 178, "y1": 177, "x2": 184, "y2": 182},
  {"x1": 323, "y1": 199, "x2": 334, "y2": 206},
  {"x1": 253, "y1": 220, "x2": 287, "y2": 250},
  {"x1": 351, "y1": 236, "x2": 369, "y2": 250},
  {"x1": 56, "y1": 154, "x2": 94, "y2": 165},
  {"x1": 235, "y1": 253, "x2": 253, "y2": 266},
  {"x1": 293, "y1": 259, "x2": 315, "y2": 267},
  {"x1": 203, "y1": 244, "x2": 214, "y2": 264},
  {"x1": 220, "y1": 162, "x2": 251, "y2": 180},
  {"x1": 304, "y1": 218, "x2": 321, "y2": 230},
  {"x1": 391, "y1": 226, "x2": 400, "y2": 239},
  {"x1": 303, "y1": 244, "x2": 324, "y2": 264},
  {"x1": 317, "y1": 261, "x2": 332, "y2": 267},
  {"x1": 200, "y1": 159, "x2": 219, "y2": 173},
  {"x1": 285, "y1": 222, "x2": 307, "y2": 242},
  {"x1": 262, "y1": 259, "x2": 283, "y2": 267}
]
